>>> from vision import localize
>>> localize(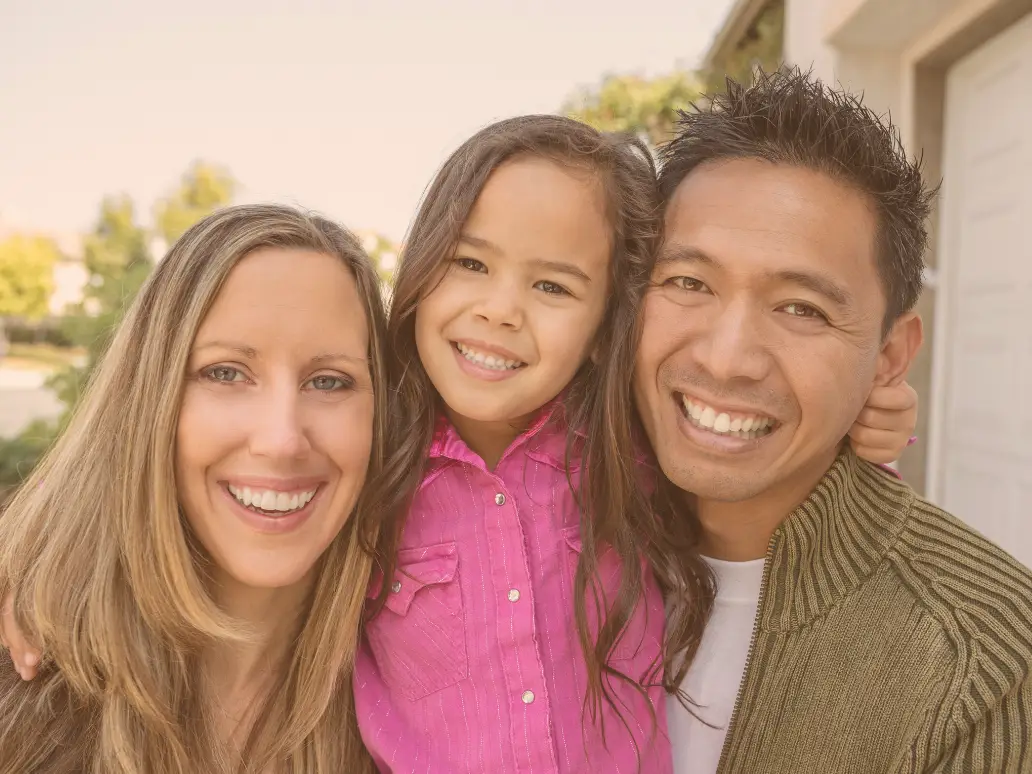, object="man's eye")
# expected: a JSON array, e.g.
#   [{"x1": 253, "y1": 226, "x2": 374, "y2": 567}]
[{"x1": 781, "y1": 302, "x2": 827, "y2": 322}]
